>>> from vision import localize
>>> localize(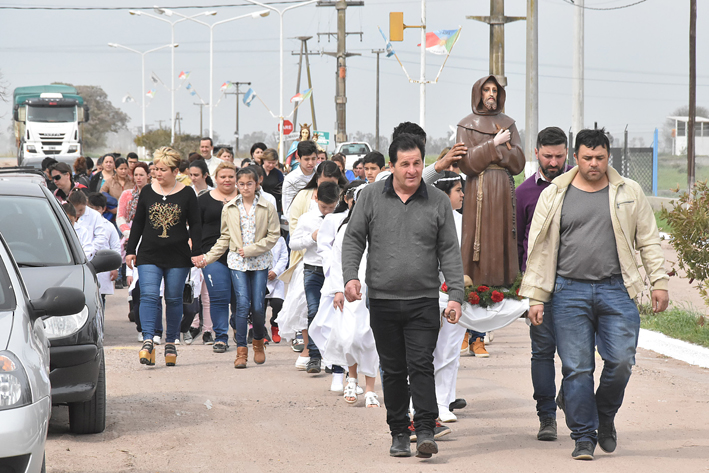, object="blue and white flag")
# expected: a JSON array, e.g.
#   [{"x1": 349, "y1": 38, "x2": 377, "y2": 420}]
[
  {"x1": 243, "y1": 88, "x2": 256, "y2": 107},
  {"x1": 378, "y1": 26, "x2": 395, "y2": 58}
]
